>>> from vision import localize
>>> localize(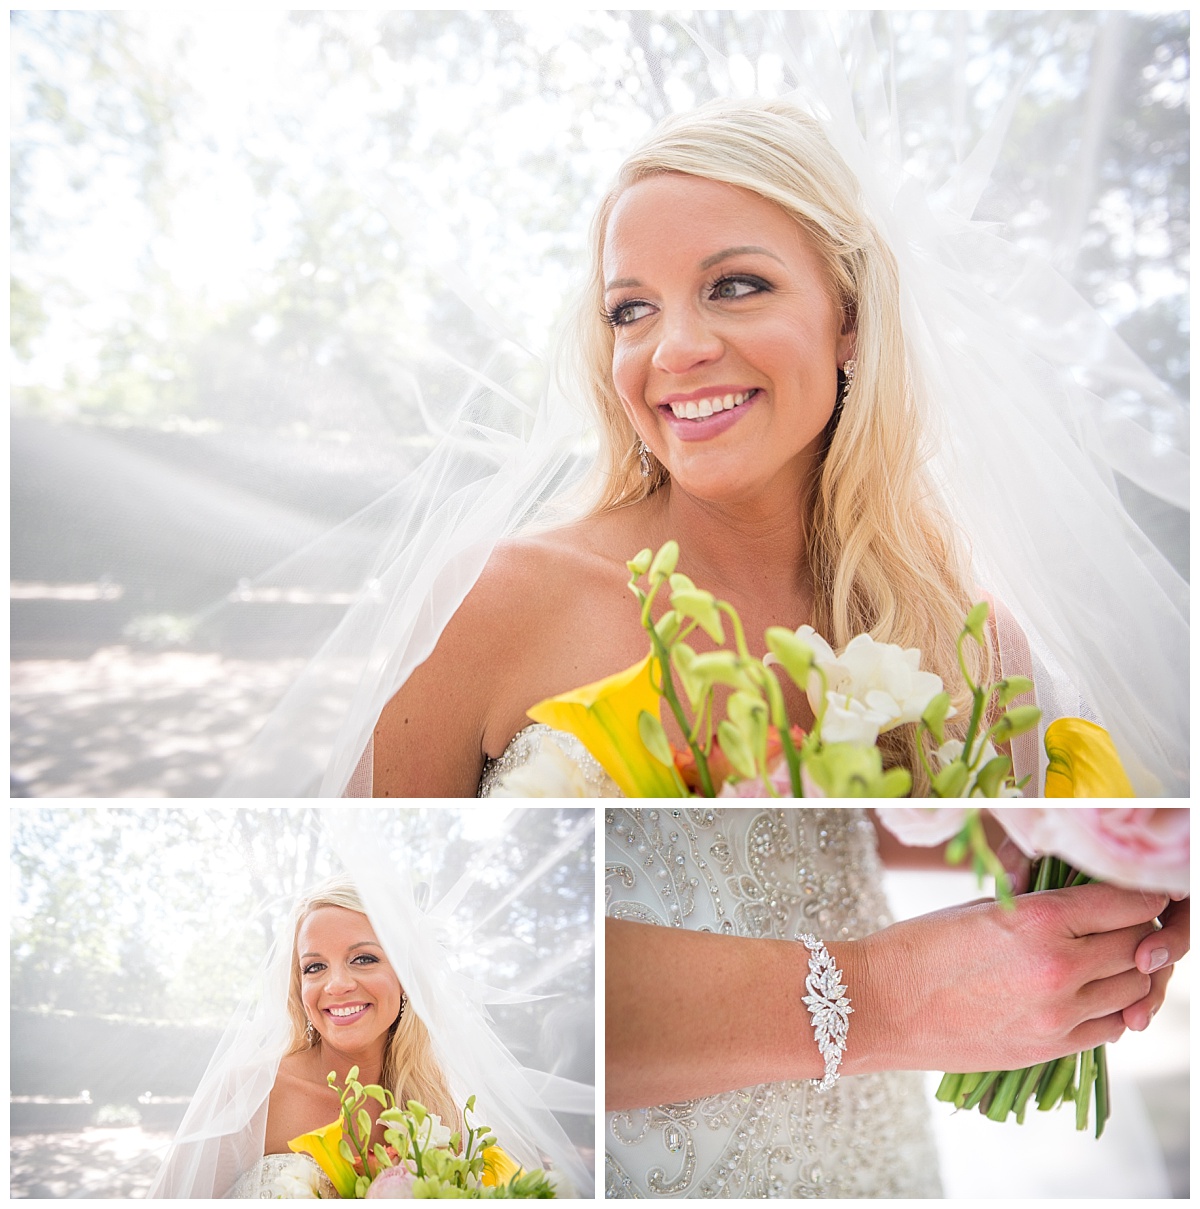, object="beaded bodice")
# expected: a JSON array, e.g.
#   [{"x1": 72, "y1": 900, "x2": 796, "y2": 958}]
[
  {"x1": 228, "y1": 1152, "x2": 337, "y2": 1198},
  {"x1": 605, "y1": 807, "x2": 942, "y2": 1199}
]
